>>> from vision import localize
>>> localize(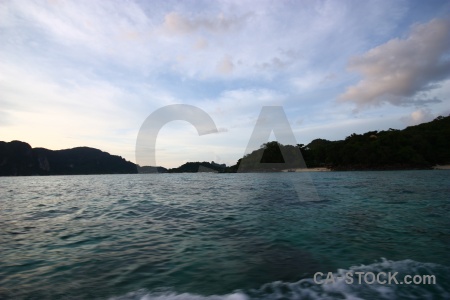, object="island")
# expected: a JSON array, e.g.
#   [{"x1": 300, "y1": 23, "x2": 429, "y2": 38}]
[{"x1": 1, "y1": 115, "x2": 449, "y2": 176}]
